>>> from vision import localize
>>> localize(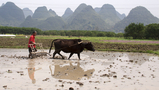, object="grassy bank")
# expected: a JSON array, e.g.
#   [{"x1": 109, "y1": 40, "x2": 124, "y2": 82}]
[{"x1": 0, "y1": 35, "x2": 159, "y2": 55}]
